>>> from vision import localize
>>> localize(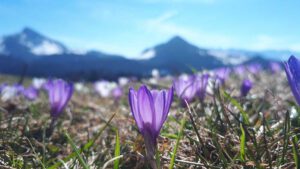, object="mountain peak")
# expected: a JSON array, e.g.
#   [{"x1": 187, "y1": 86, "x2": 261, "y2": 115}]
[
  {"x1": 168, "y1": 36, "x2": 187, "y2": 44},
  {"x1": 21, "y1": 27, "x2": 43, "y2": 39}
]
